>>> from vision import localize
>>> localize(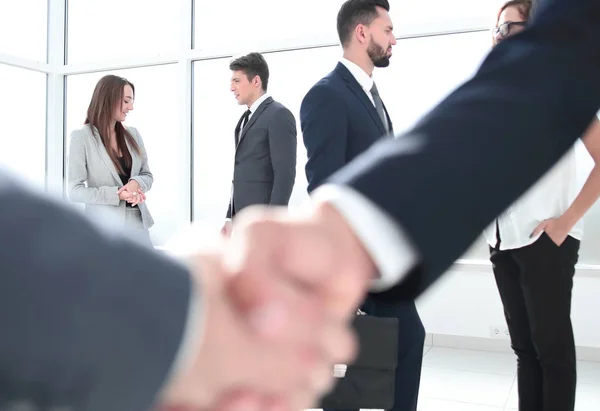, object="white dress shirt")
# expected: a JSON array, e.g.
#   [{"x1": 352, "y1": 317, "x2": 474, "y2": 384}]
[
  {"x1": 311, "y1": 185, "x2": 419, "y2": 291},
  {"x1": 339, "y1": 58, "x2": 376, "y2": 106},
  {"x1": 249, "y1": 93, "x2": 271, "y2": 119},
  {"x1": 483, "y1": 146, "x2": 583, "y2": 250},
  {"x1": 237, "y1": 93, "x2": 271, "y2": 140}
]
